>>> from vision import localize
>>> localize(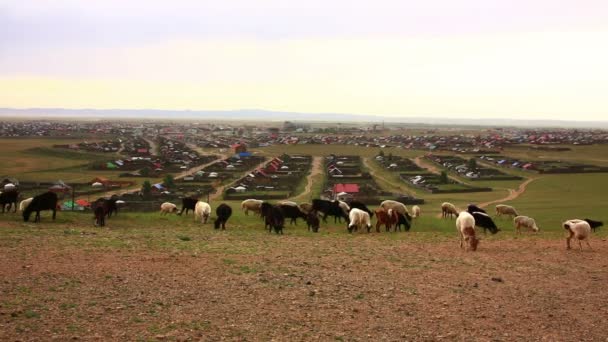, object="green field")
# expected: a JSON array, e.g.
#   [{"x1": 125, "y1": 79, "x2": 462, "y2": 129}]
[{"x1": 2, "y1": 138, "x2": 608, "y2": 340}]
